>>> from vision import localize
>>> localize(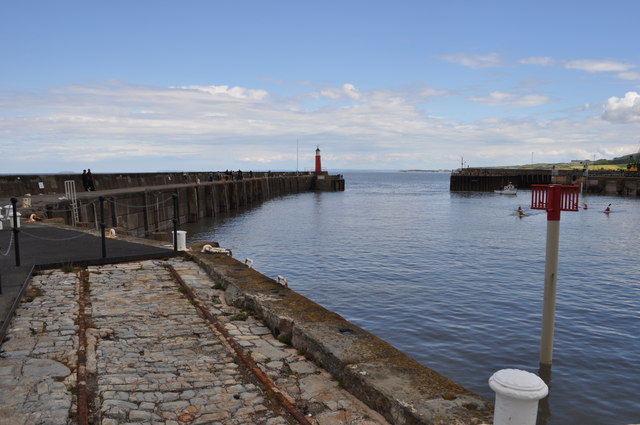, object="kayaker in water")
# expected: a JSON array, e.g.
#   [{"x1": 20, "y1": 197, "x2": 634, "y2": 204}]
[{"x1": 605, "y1": 204, "x2": 611, "y2": 213}]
